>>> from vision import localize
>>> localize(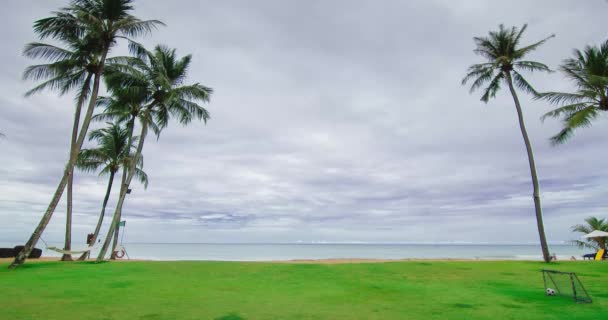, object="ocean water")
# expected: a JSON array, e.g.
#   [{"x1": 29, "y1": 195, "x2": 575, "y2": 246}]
[{"x1": 0, "y1": 242, "x2": 589, "y2": 261}]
